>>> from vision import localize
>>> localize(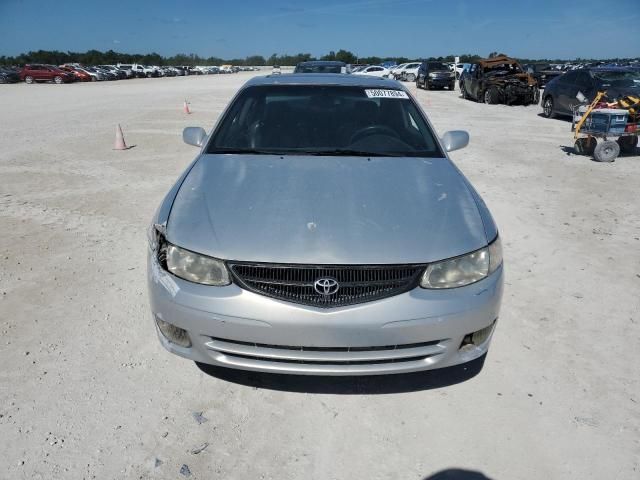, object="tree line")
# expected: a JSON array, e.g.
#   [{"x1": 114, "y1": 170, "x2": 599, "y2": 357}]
[{"x1": 1, "y1": 49, "x2": 637, "y2": 67}]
